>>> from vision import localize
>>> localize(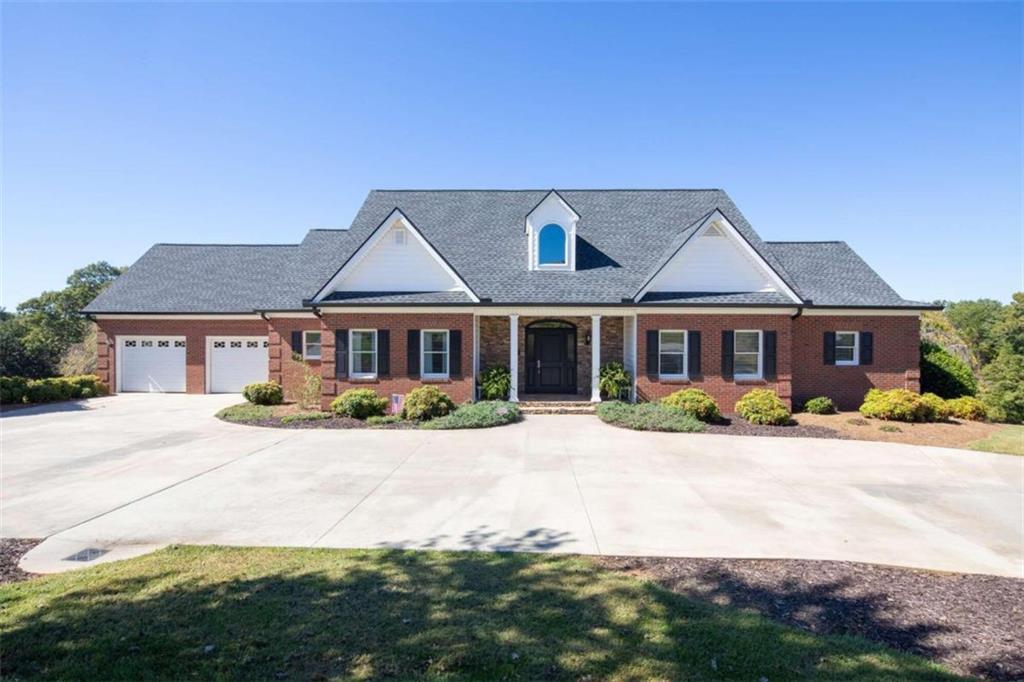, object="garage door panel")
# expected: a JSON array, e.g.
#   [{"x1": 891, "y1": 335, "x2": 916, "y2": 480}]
[
  {"x1": 209, "y1": 337, "x2": 268, "y2": 393},
  {"x1": 121, "y1": 337, "x2": 186, "y2": 393}
]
